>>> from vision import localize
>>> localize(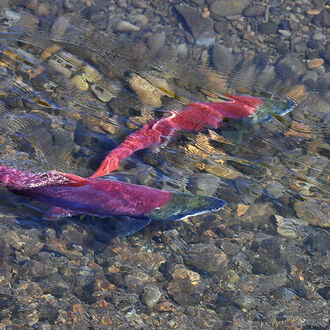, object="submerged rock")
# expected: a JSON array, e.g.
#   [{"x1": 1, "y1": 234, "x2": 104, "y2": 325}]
[
  {"x1": 183, "y1": 243, "x2": 227, "y2": 274},
  {"x1": 212, "y1": 44, "x2": 235, "y2": 73},
  {"x1": 241, "y1": 202, "x2": 276, "y2": 228},
  {"x1": 189, "y1": 173, "x2": 221, "y2": 195},
  {"x1": 147, "y1": 32, "x2": 166, "y2": 53},
  {"x1": 115, "y1": 20, "x2": 140, "y2": 32},
  {"x1": 243, "y1": 4, "x2": 266, "y2": 17},
  {"x1": 276, "y1": 54, "x2": 307, "y2": 80},
  {"x1": 175, "y1": 5, "x2": 215, "y2": 46},
  {"x1": 128, "y1": 73, "x2": 169, "y2": 107},
  {"x1": 90, "y1": 83, "x2": 113, "y2": 103},
  {"x1": 142, "y1": 284, "x2": 162, "y2": 307},
  {"x1": 275, "y1": 215, "x2": 309, "y2": 238},
  {"x1": 294, "y1": 199, "x2": 329, "y2": 228},
  {"x1": 167, "y1": 266, "x2": 207, "y2": 306},
  {"x1": 258, "y1": 22, "x2": 278, "y2": 35},
  {"x1": 210, "y1": 0, "x2": 250, "y2": 17}
]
